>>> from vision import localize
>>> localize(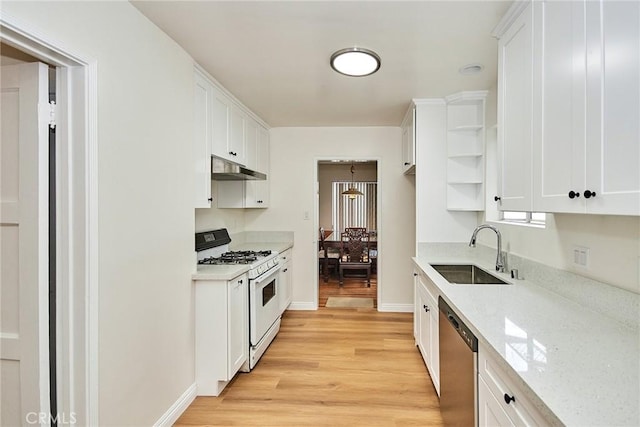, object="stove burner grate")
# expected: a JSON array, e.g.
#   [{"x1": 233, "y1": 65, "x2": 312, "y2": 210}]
[{"x1": 197, "y1": 249, "x2": 273, "y2": 265}]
